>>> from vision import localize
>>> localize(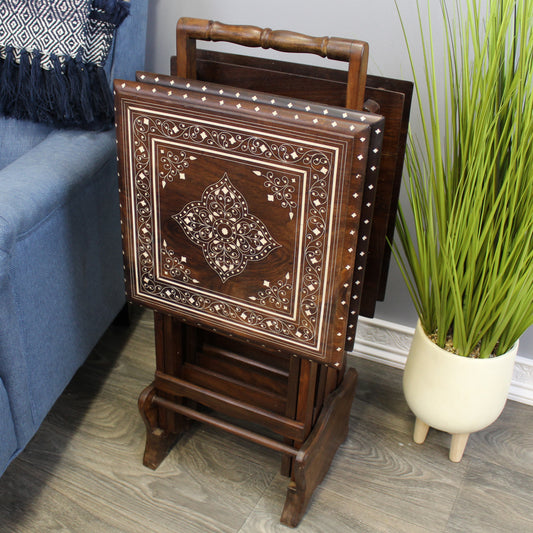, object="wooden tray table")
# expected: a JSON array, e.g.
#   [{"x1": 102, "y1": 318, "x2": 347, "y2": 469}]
[{"x1": 114, "y1": 18, "x2": 412, "y2": 527}]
